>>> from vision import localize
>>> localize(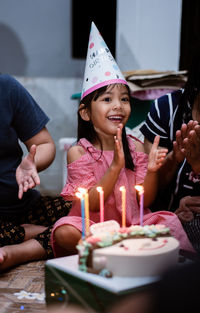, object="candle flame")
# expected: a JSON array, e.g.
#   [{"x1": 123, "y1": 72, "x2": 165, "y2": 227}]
[
  {"x1": 96, "y1": 186, "x2": 103, "y2": 193},
  {"x1": 119, "y1": 186, "x2": 125, "y2": 191},
  {"x1": 135, "y1": 185, "x2": 144, "y2": 195},
  {"x1": 78, "y1": 187, "x2": 87, "y2": 195},
  {"x1": 75, "y1": 192, "x2": 83, "y2": 199}
]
